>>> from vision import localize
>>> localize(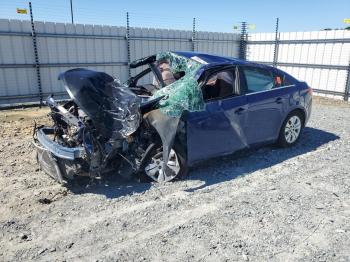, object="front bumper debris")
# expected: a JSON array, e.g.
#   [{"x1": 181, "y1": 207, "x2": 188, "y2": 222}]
[
  {"x1": 36, "y1": 127, "x2": 85, "y2": 160},
  {"x1": 33, "y1": 127, "x2": 86, "y2": 184}
]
